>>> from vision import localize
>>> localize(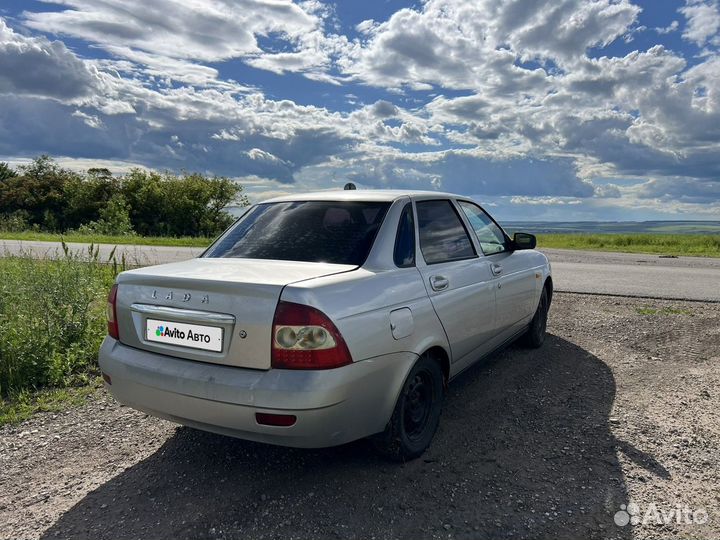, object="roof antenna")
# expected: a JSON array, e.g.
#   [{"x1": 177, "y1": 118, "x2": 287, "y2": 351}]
[{"x1": 343, "y1": 182, "x2": 357, "y2": 190}]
